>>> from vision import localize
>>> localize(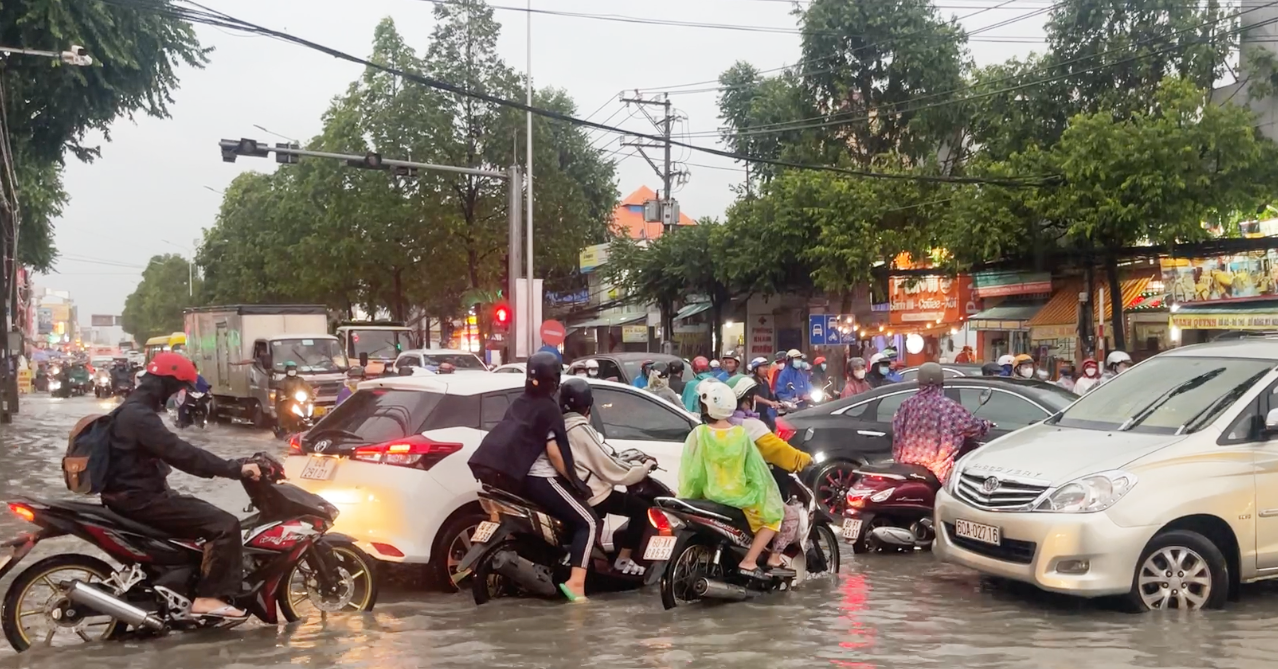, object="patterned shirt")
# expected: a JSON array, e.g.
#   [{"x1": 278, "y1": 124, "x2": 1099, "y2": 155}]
[{"x1": 891, "y1": 385, "x2": 990, "y2": 482}]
